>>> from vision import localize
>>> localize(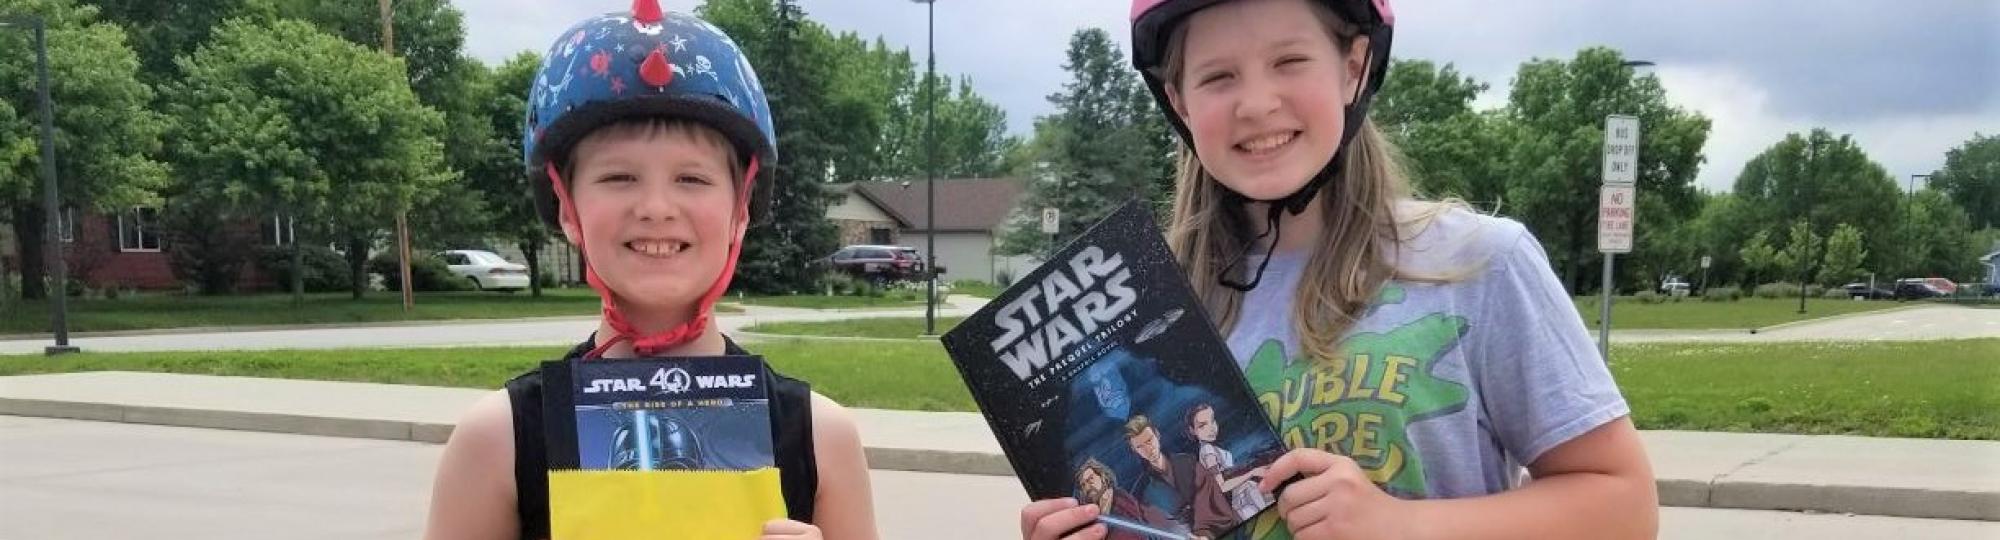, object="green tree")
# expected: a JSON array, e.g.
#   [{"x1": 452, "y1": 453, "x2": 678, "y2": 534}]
[
  {"x1": 1738, "y1": 230, "x2": 1779, "y2": 288},
  {"x1": 1930, "y1": 133, "x2": 1999, "y2": 230},
  {"x1": 462, "y1": 51, "x2": 554, "y2": 296},
  {"x1": 1818, "y1": 223, "x2": 1866, "y2": 285},
  {"x1": 1001, "y1": 28, "x2": 1169, "y2": 254},
  {"x1": 1374, "y1": 59, "x2": 1484, "y2": 137},
  {"x1": 1771, "y1": 220, "x2": 1823, "y2": 286},
  {"x1": 1500, "y1": 47, "x2": 1711, "y2": 293},
  {"x1": 80, "y1": 0, "x2": 276, "y2": 82},
  {"x1": 700, "y1": 0, "x2": 839, "y2": 293},
  {"x1": 1733, "y1": 129, "x2": 1901, "y2": 278},
  {"x1": 0, "y1": 0, "x2": 169, "y2": 299},
  {"x1": 167, "y1": 18, "x2": 451, "y2": 303},
  {"x1": 1895, "y1": 189, "x2": 1978, "y2": 280}
]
